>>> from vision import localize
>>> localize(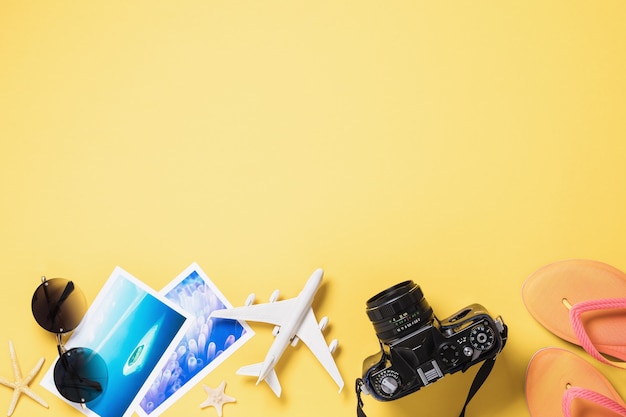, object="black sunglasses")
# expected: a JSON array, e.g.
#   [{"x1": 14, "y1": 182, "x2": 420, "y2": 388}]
[{"x1": 31, "y1": 277, "x2": 108, "y2": 405}]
